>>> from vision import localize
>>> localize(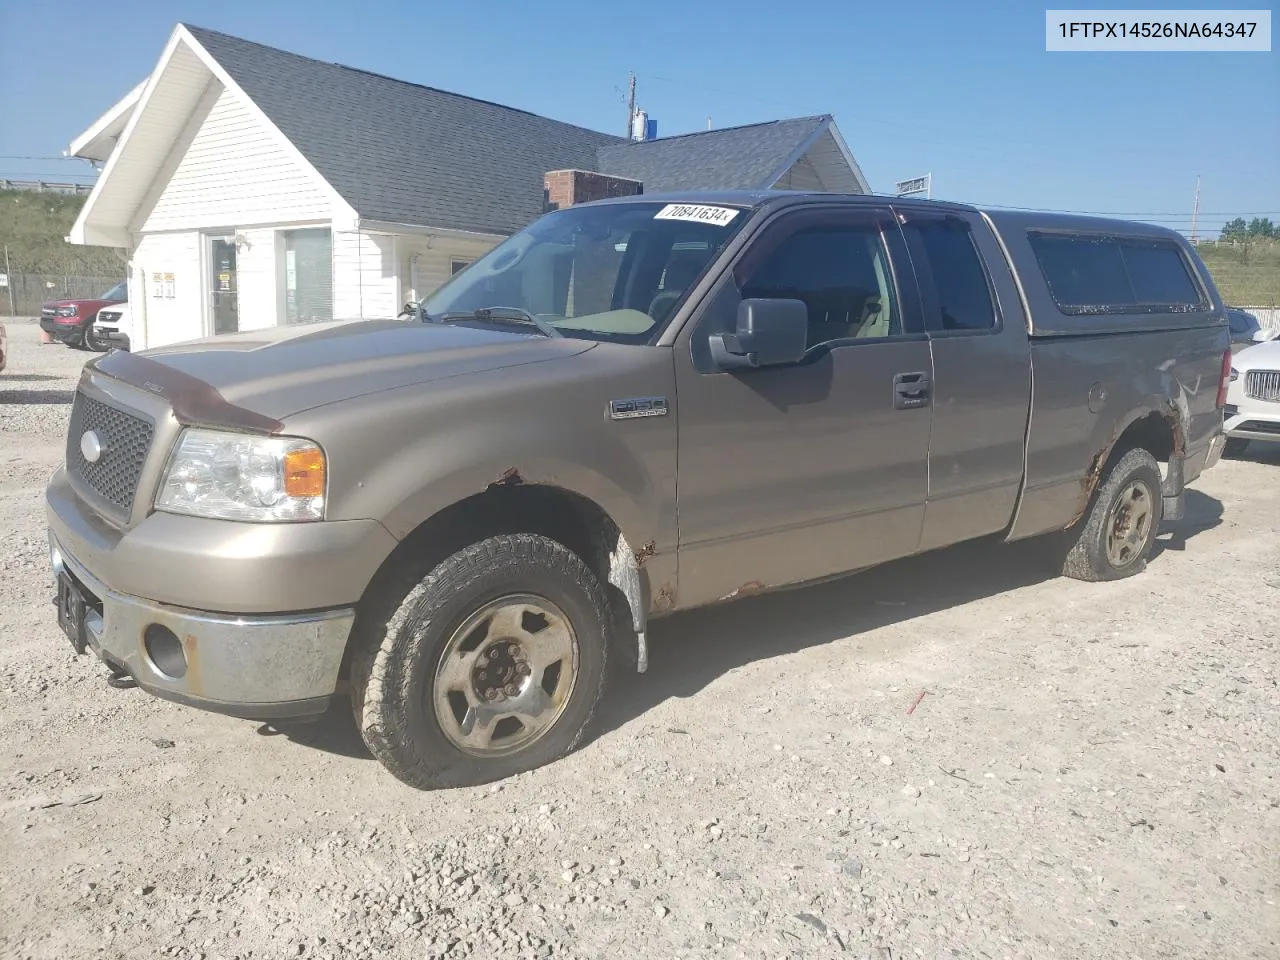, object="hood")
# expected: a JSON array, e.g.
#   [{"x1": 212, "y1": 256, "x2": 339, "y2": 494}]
[
  {"x1": 41, "y1": 297, "x2": 121, "y2": 310},
  {"x1": 93, "y1": 318, "x2": 595, "y2": 423},
  {"x1": 1231, "y1": 338, "x2": 1280, "y2": 372}
]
